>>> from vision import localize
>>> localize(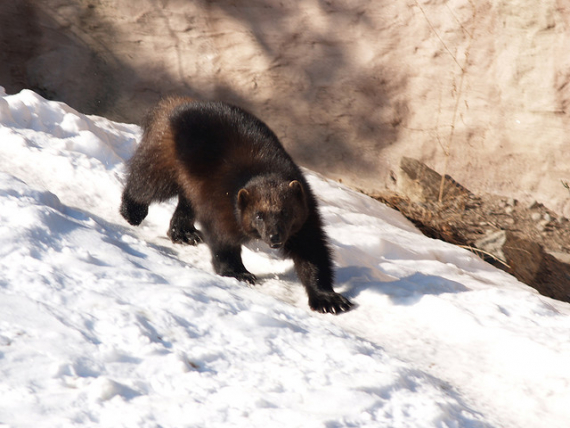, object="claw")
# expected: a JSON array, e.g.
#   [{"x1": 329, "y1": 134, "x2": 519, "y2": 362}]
[
  {"x1": 310, "y1": 292, "x2": 353, "y2": 315},
  {"x1": 168, "y1": 227, "x2": 204, "y2": 245},
  {"x1": 236, "y1": 272, "x2": 257, "y2": 285}
]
